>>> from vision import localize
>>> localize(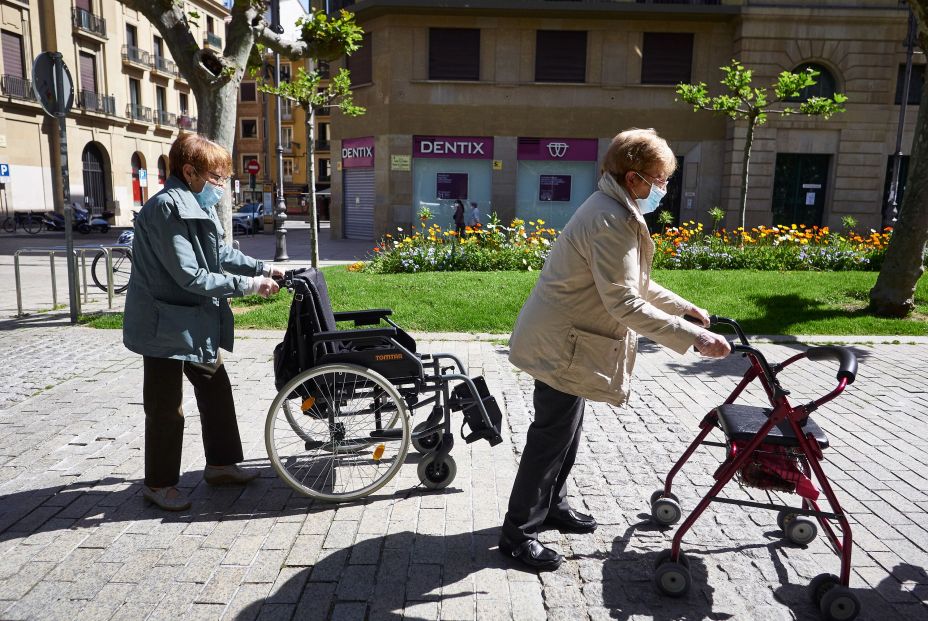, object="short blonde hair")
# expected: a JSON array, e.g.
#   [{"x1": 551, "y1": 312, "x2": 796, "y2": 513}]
[
  {"x1": 168, "y1": 133, "x2": 232, "y2": 178},
  {"x1": 601, "y1": 128, "x2": 677, "y2": 181}
]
